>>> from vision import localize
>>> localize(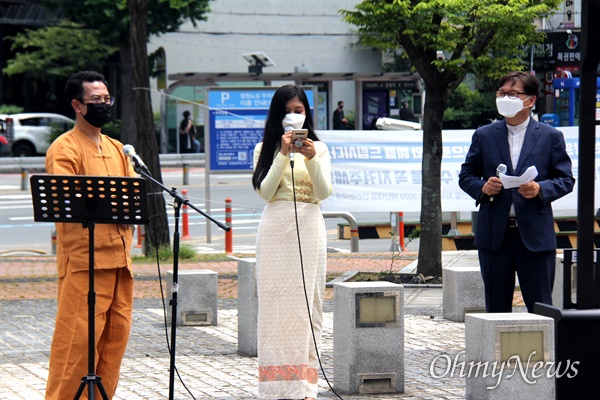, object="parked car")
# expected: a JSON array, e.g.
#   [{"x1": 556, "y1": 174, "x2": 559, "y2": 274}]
[{"x1": 0, "y1": 113, "x2": 75, "y2": 157}]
